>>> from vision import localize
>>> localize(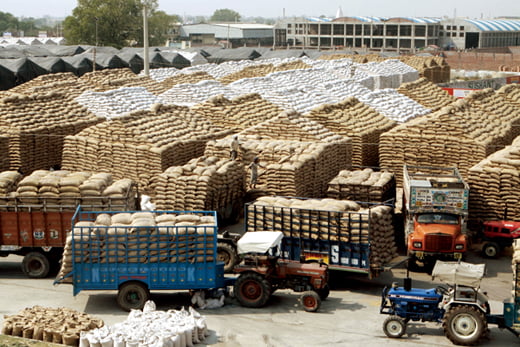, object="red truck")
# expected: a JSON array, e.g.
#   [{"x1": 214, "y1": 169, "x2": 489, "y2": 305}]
[{"x1": 481, "y1": 220, "x2": 520, "y2": 258}]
